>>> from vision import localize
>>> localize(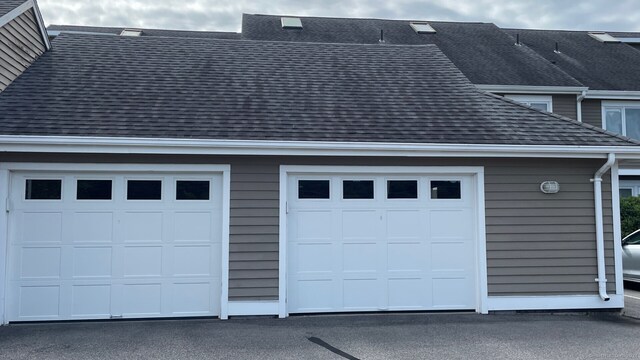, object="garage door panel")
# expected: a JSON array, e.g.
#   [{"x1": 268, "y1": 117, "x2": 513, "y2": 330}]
[
  {"x1": 122, "y1": 212, "x2": 164, "y2": 242},
  {"x1": 21, "y1": 212, "x2": 62, "y2": 243},
  {"x1": 8, "y1": 171, "x2": 224, "y2": 322},
  {"x1": 288, "y1": 173, "x2": 478, "y2": 314},
  {"x1": 72, "y1": 212, "x2": 114, "y2": 242}
]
